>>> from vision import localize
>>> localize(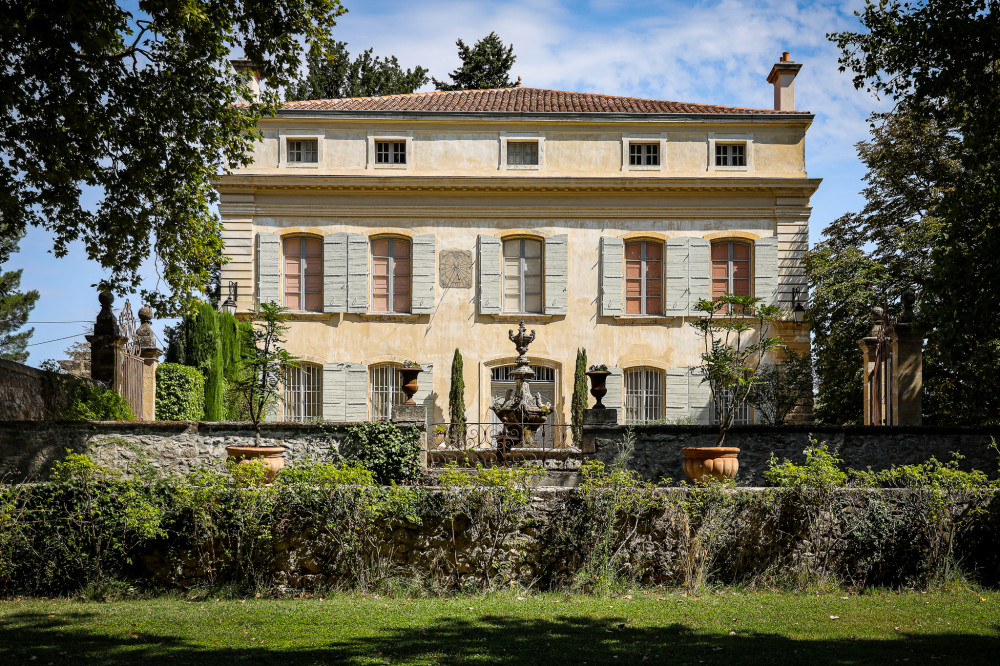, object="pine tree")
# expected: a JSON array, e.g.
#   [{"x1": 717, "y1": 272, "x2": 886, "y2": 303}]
[
  {"x1": 287, "y1": 42, "x2": 429, "y2": 101},
  {"x1": 433, "y1": 32, "x2": 517, "y2": 91},
  {"x1": 571, "y1": 348, "x2": 588, "y2": 446},
  {"x1": 0, "y1": 268, "x2": 39, "y2": 363},
  {"x1": 447, "y1": 348, "x2": 466, "y2": 446}
]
